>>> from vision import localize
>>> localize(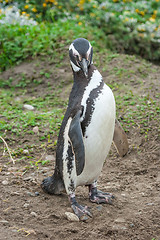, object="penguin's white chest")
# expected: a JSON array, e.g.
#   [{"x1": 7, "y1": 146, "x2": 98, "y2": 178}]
[{"x1": 76, "y1": 74, "x2": 115, "y2": 187}]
